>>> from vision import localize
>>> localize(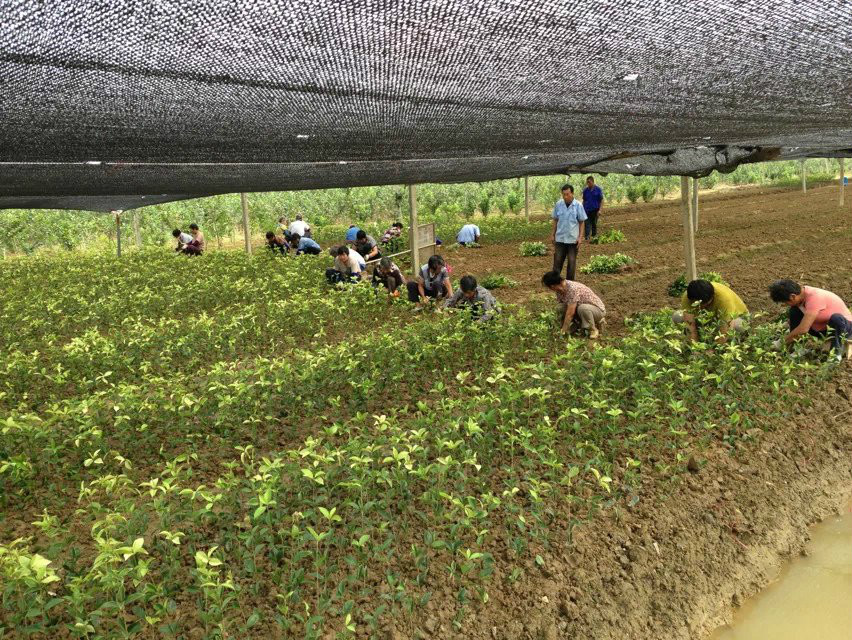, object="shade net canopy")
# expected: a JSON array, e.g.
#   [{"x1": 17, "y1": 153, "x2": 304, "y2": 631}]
[{"x1": 2, "y1": 0, "x2": 852, "y2": 211}]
